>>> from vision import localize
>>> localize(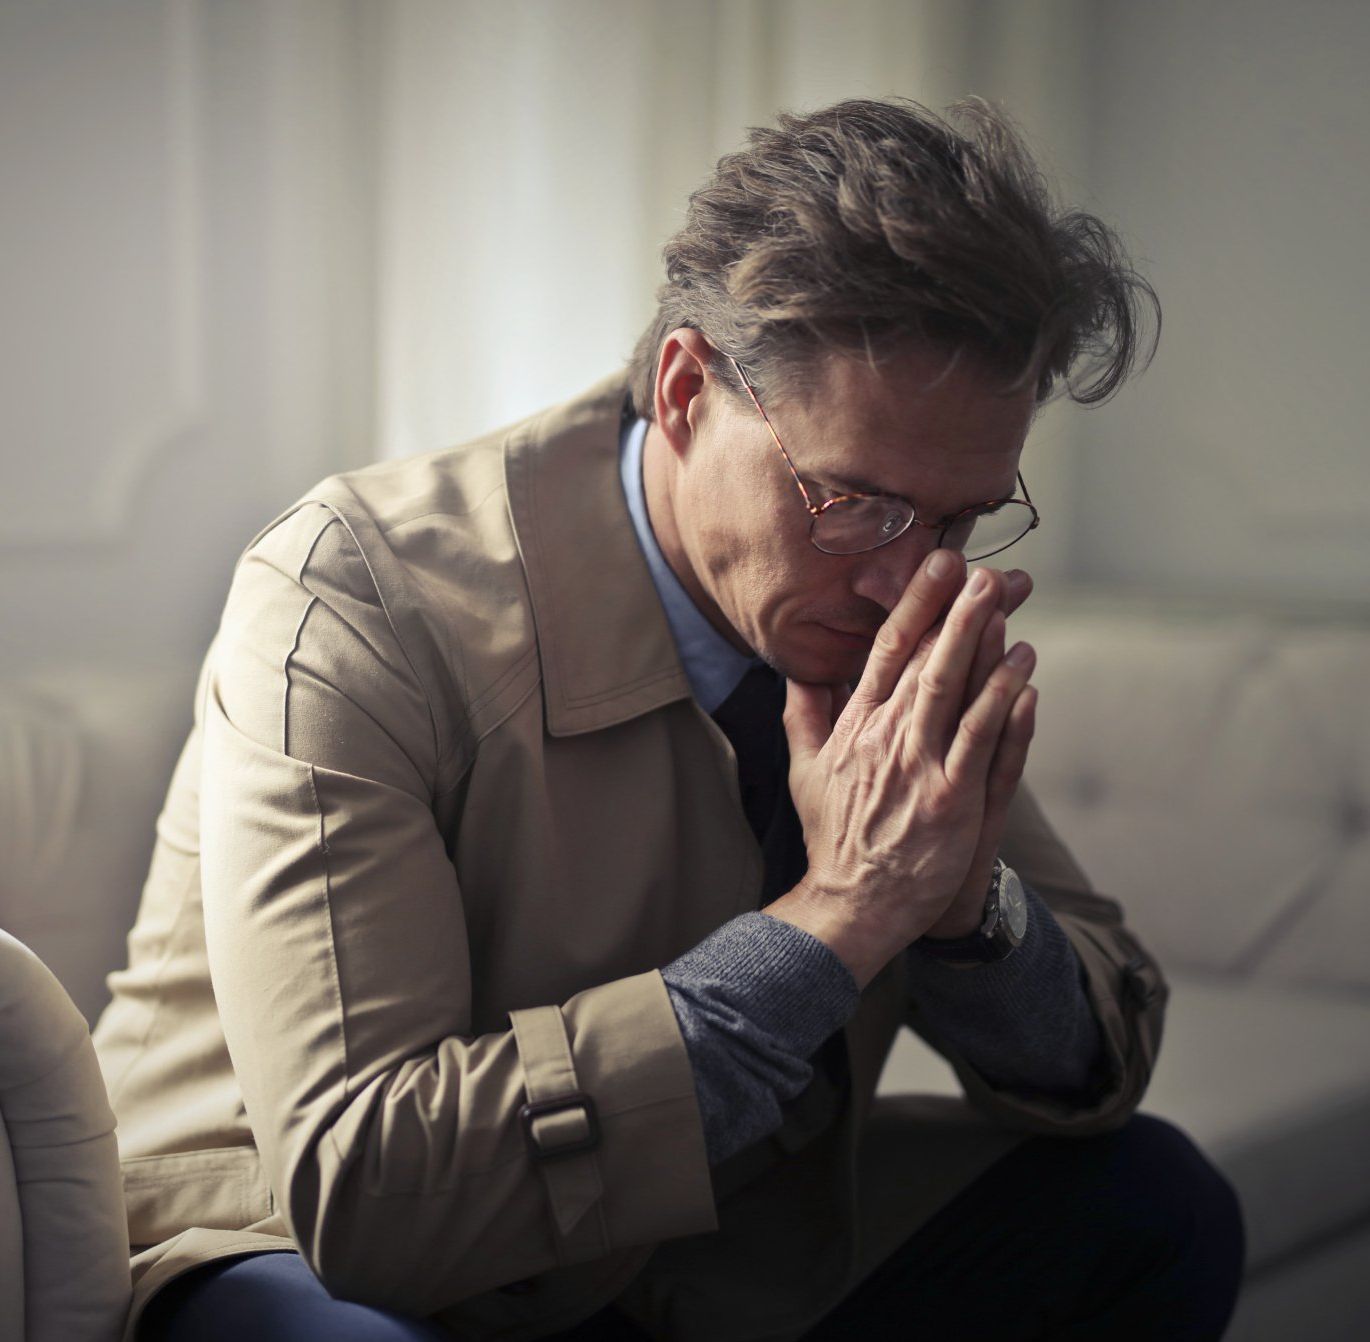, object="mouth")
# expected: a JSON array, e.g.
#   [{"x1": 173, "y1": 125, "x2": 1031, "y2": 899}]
[{"x1": 818, "y1": 624, "x2": 878, "y2": 648}]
